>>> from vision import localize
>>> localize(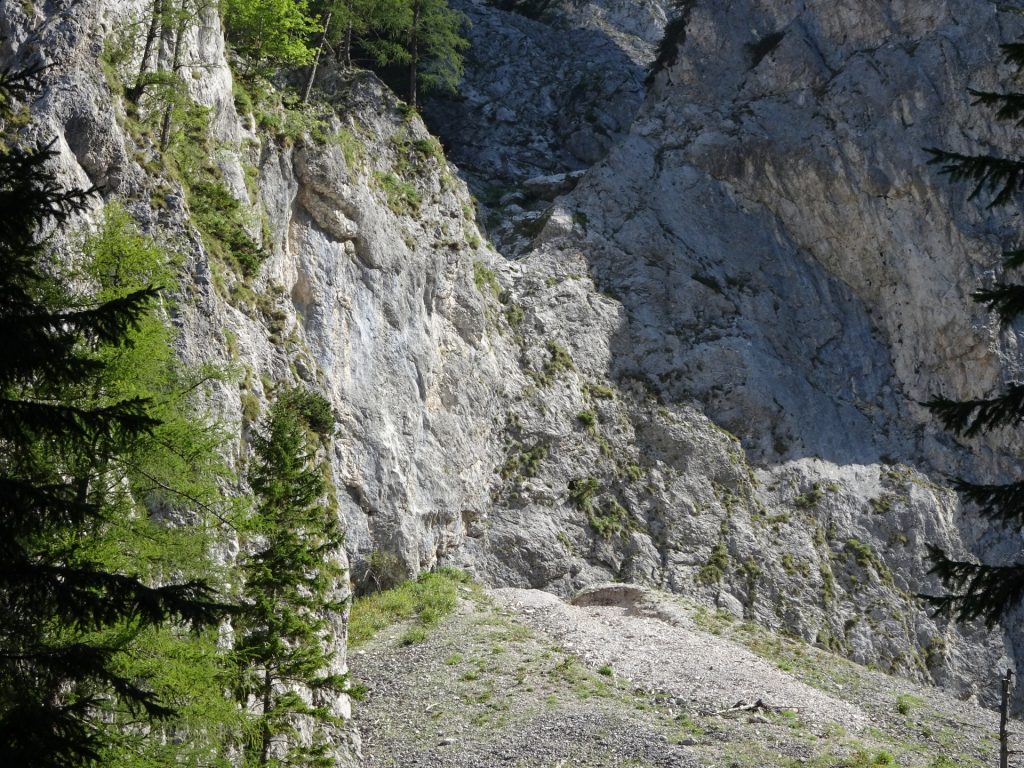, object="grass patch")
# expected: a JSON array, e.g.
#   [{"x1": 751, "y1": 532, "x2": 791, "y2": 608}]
[
  {"x1": 374, "y1": 171, "x2": 422, "y2": 214},
  {"x1": 348, "y1": 567, "x2": 472, "y2": 647},
  {"x1": 794, "y1": 483, "x2": 823, "y2": 509},
  {"x1": 531, "y1": 339, "x2": 575, "y2": 386},
  {"x1": 568, "y1": 476, "x2": 601, "y2": 514},
  {"x1": 895, "y1": 693, "x2": 921, "y2": 716},
  {"x1": 697, "y1": 540, "x2": 730, "y2": 585},
  {"x1": 167, "y1": 105, "x2": 267, "y2": 278},
  {"x1": 473, "y1": 261, "x2": 502, "y2": 298},
  {"x1": 589, "y1": 497, "x2": 631, "y2": 540}
]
